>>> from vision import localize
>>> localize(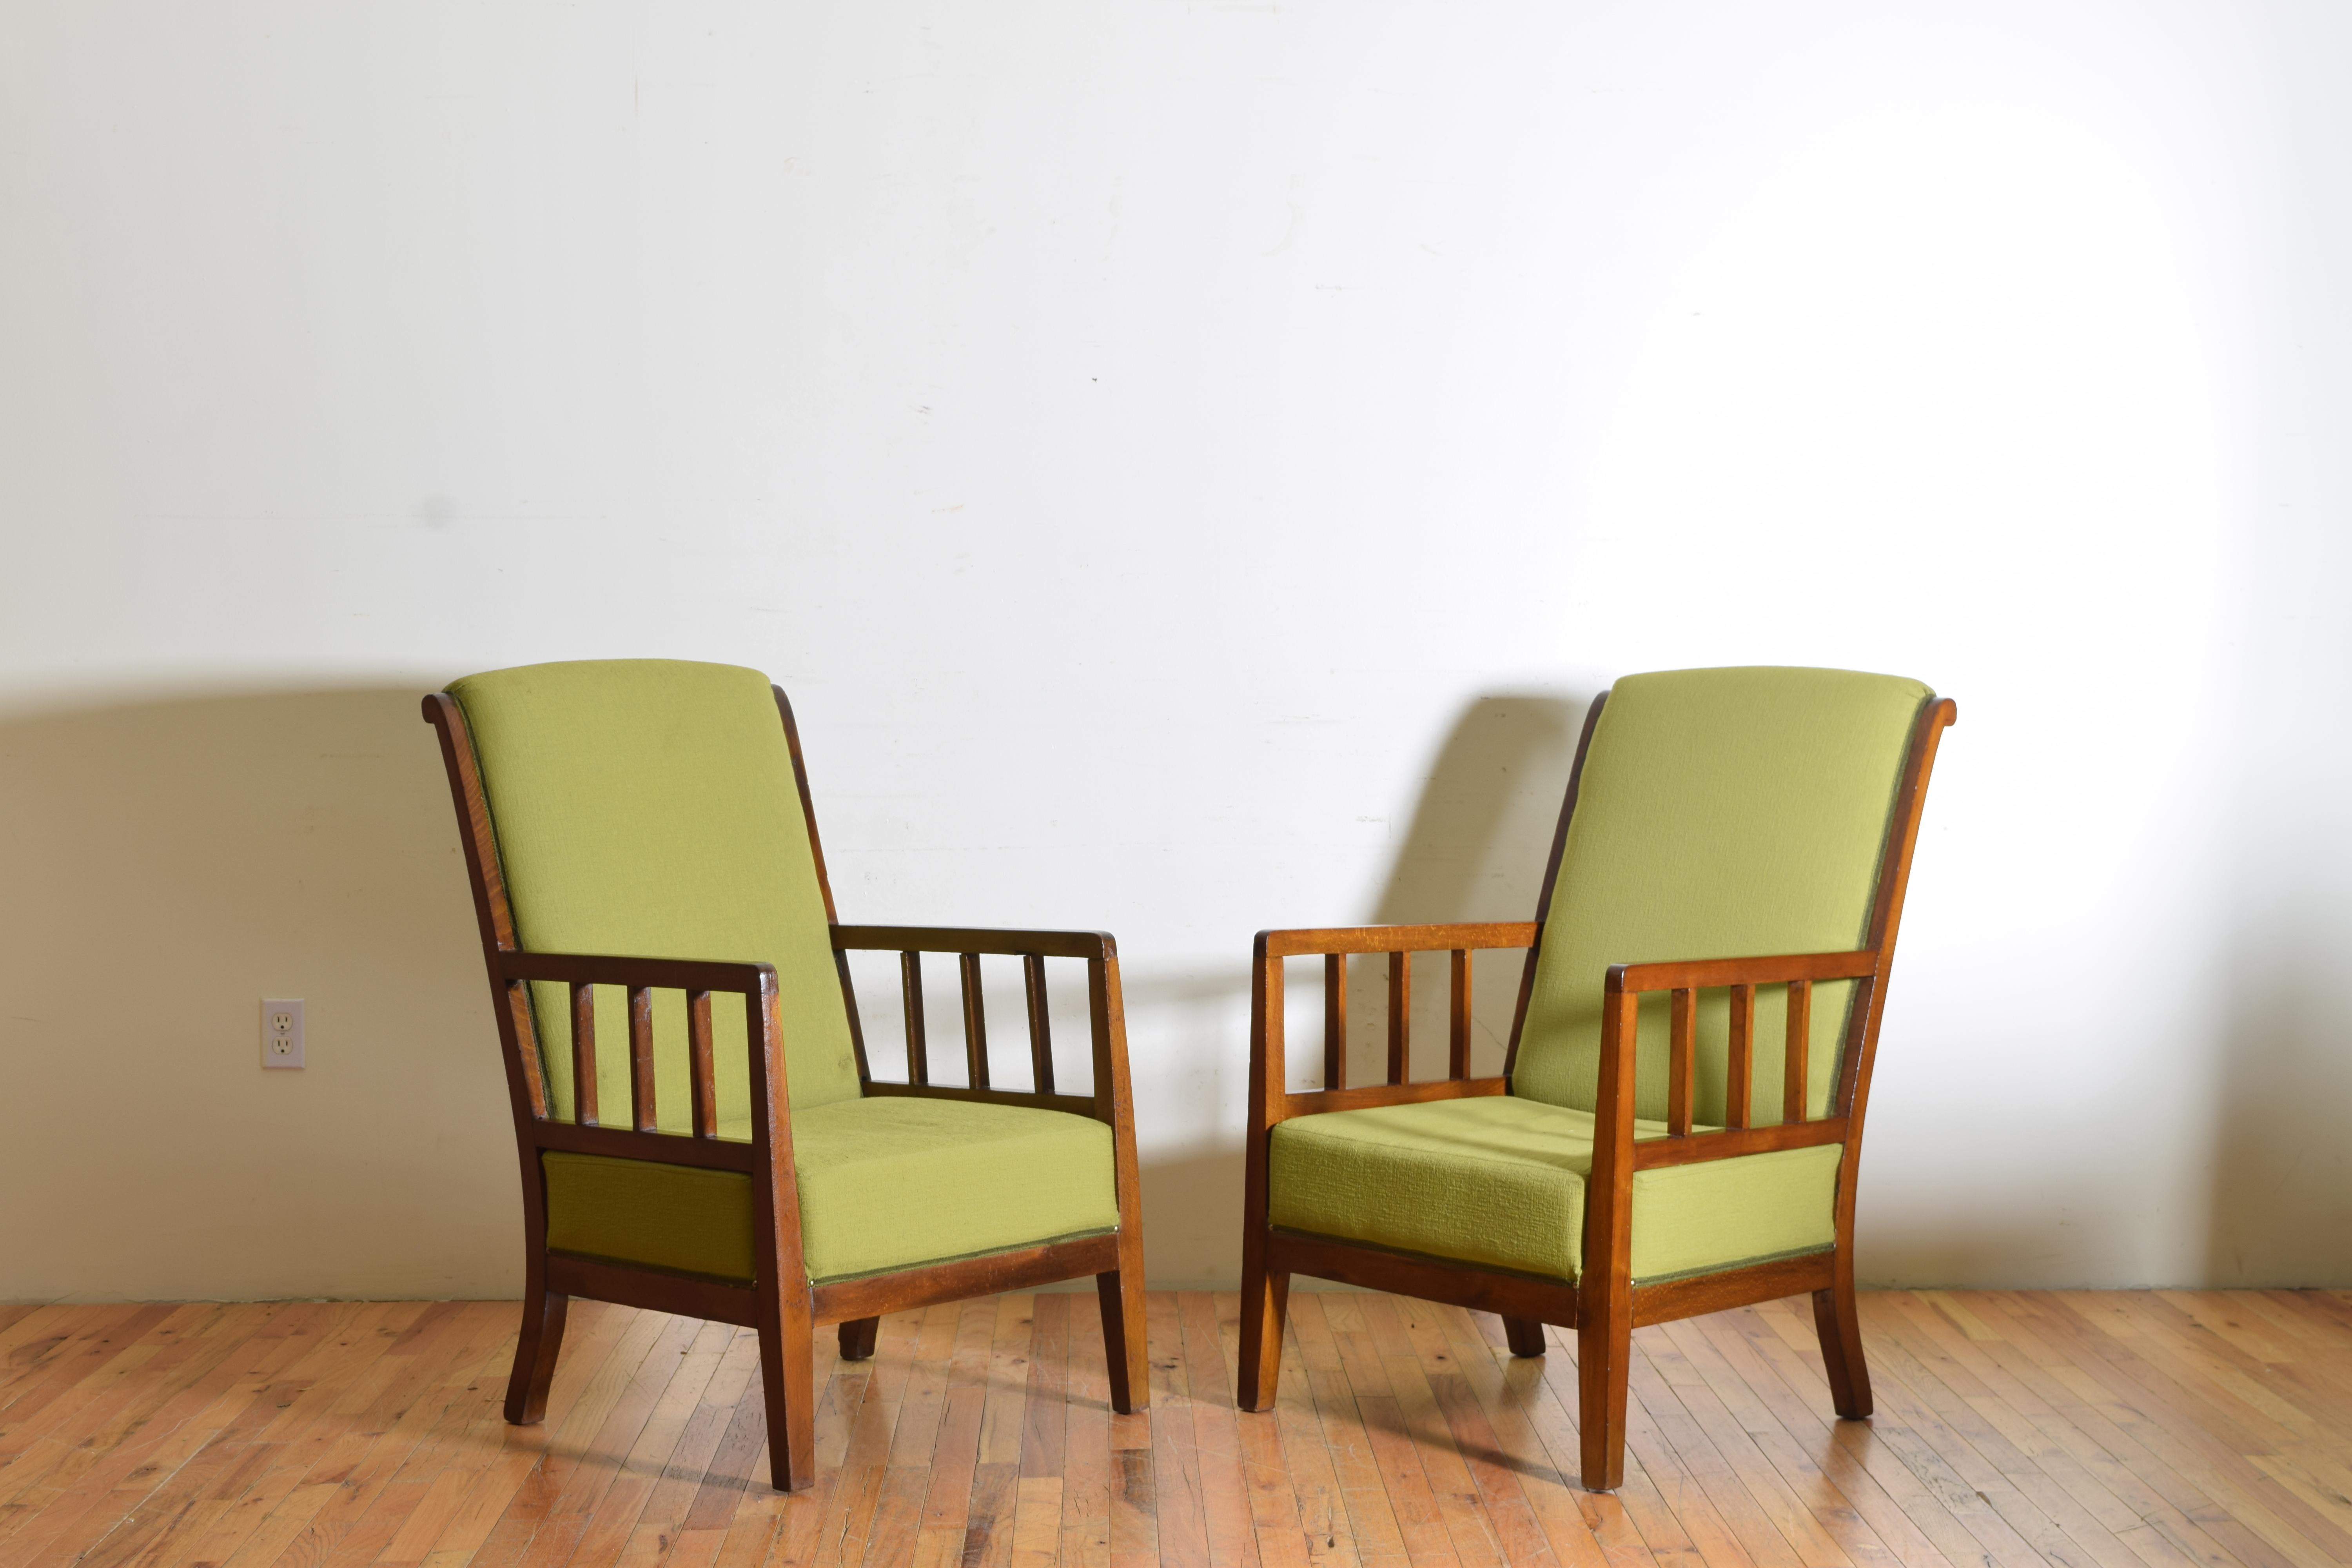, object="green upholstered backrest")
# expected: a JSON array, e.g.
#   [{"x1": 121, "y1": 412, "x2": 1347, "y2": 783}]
[
  {"x1": 1511, "y1": 667, "x2": 1929, "y2": 1125},
  {"x1": 447, "y1": 659, "x2": 863, "y2": 1131}
]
